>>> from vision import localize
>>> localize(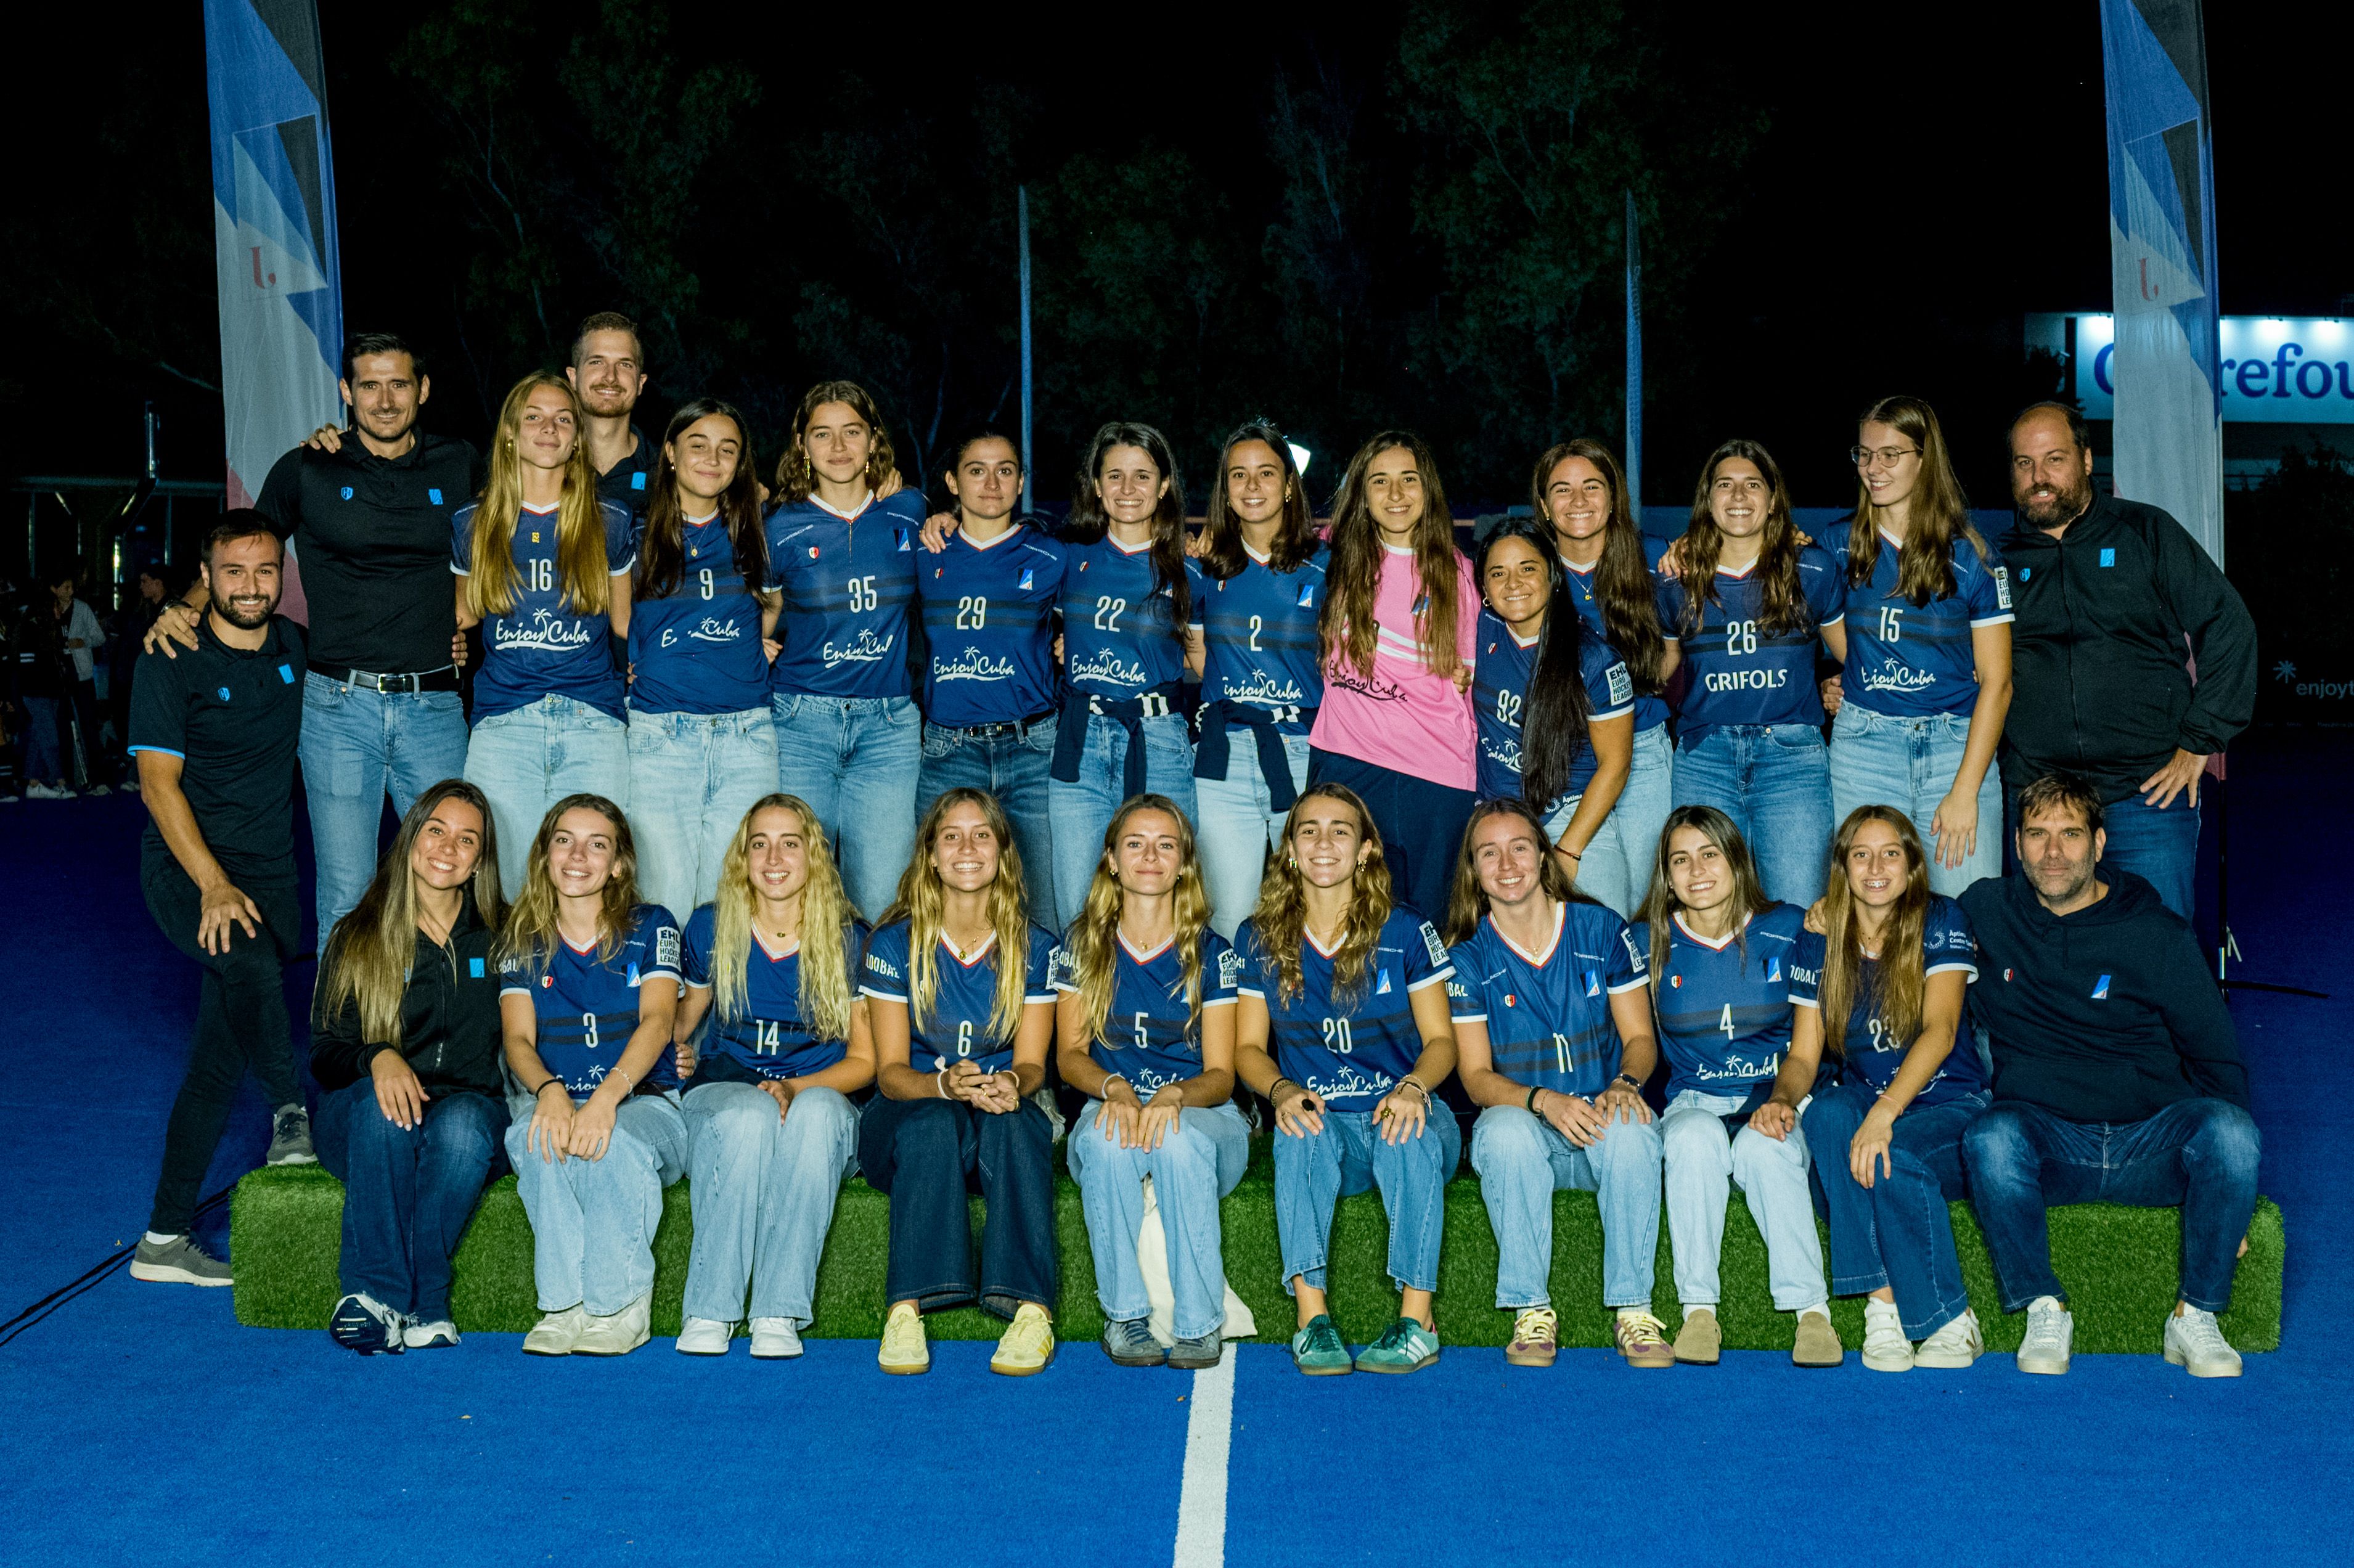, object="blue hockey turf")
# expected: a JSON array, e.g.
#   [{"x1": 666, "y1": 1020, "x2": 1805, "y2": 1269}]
[{"x1": 2, "y1": 733, "x2": 2348, "y2": 1566}]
